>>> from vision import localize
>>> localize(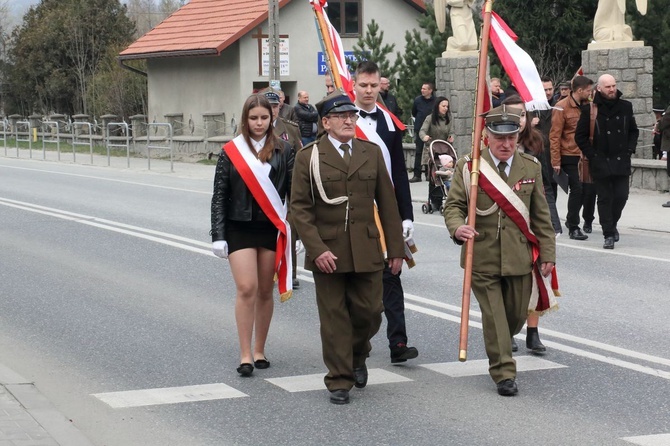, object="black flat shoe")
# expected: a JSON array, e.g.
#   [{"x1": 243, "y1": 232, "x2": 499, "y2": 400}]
[
  {"x1": 236, "y1": 363, "x2": 254, "y2": 376},
  {"x1": 353, "y1": 365, "x2": 368, "y2": 389},
  {"x1": 254, "y1": 358, "x2": 270, "y2": 369},
  {"x1": 329, "y1": 389, "x2": 350, "y2": 404}
]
